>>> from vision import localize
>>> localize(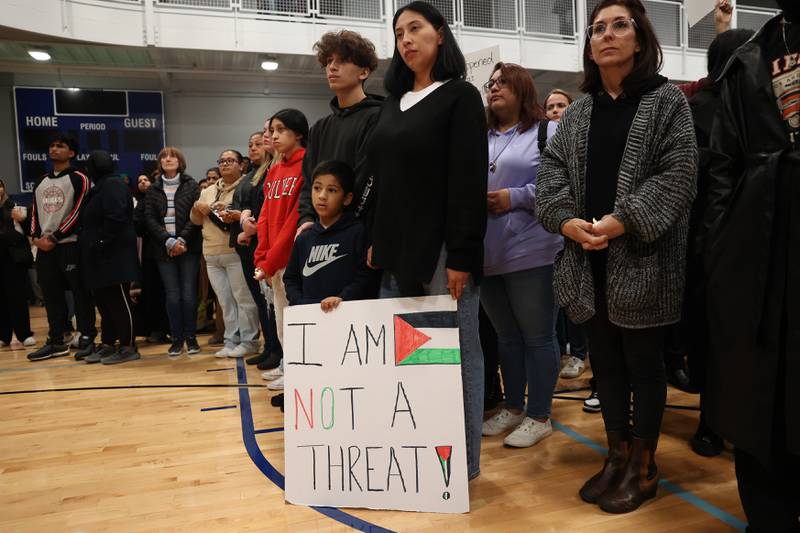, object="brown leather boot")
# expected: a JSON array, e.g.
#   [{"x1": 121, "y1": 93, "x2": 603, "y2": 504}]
[
  {"x1": 598, "y1": 436, "x2": 659, "y2": 513},
  {"x1": 579, "y1": 430, "x2": 630, "y2": 503}
]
